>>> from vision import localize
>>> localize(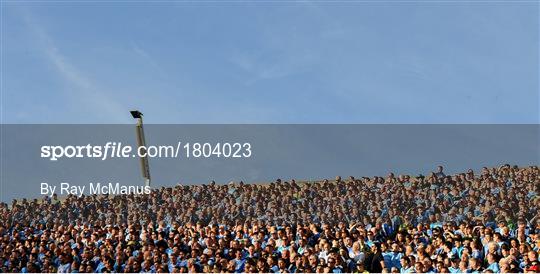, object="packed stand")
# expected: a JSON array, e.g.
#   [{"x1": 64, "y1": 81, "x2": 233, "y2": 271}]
[{"x1": 1, "y1": 165, "x2": 539, "y2": 273}]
